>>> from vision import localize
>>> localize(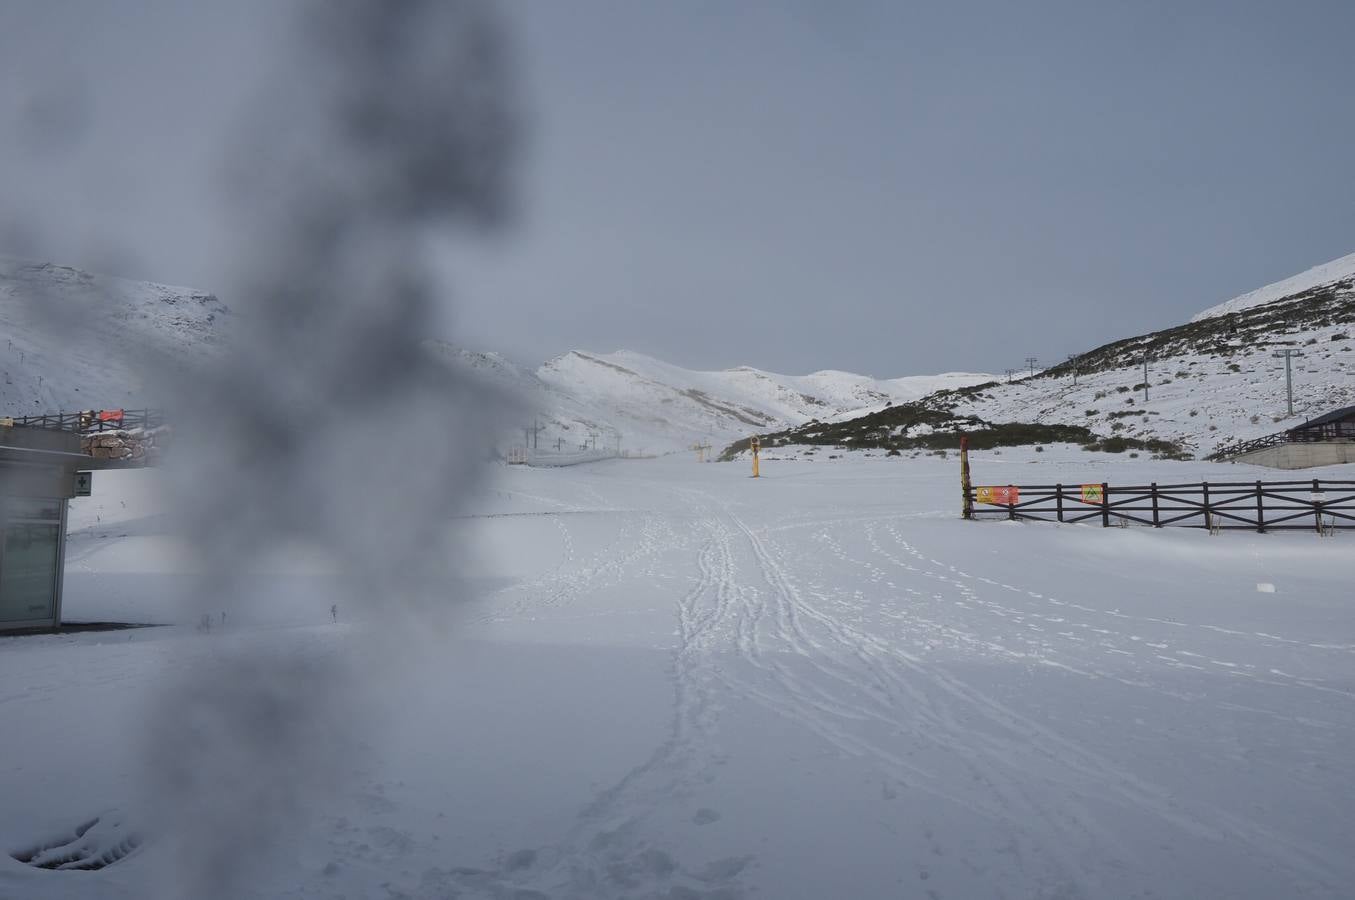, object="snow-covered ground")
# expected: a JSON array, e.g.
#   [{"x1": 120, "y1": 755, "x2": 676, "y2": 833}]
[{"x1": 3, "y1": 451, "x2": 1352, "y2": 899}]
